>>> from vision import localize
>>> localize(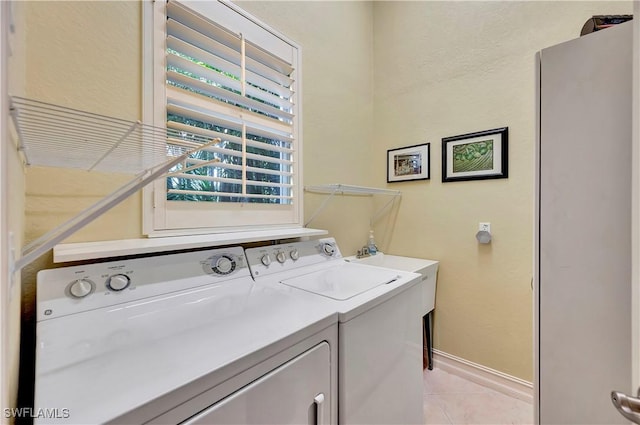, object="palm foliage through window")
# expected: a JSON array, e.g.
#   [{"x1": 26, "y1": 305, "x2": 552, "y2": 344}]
[
  {"x1": 166, "y1": 115, "x2": 291, "y2": 204},
  {"x1": 164, "y1": 4, "x2": 295, "y2": 205}
]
